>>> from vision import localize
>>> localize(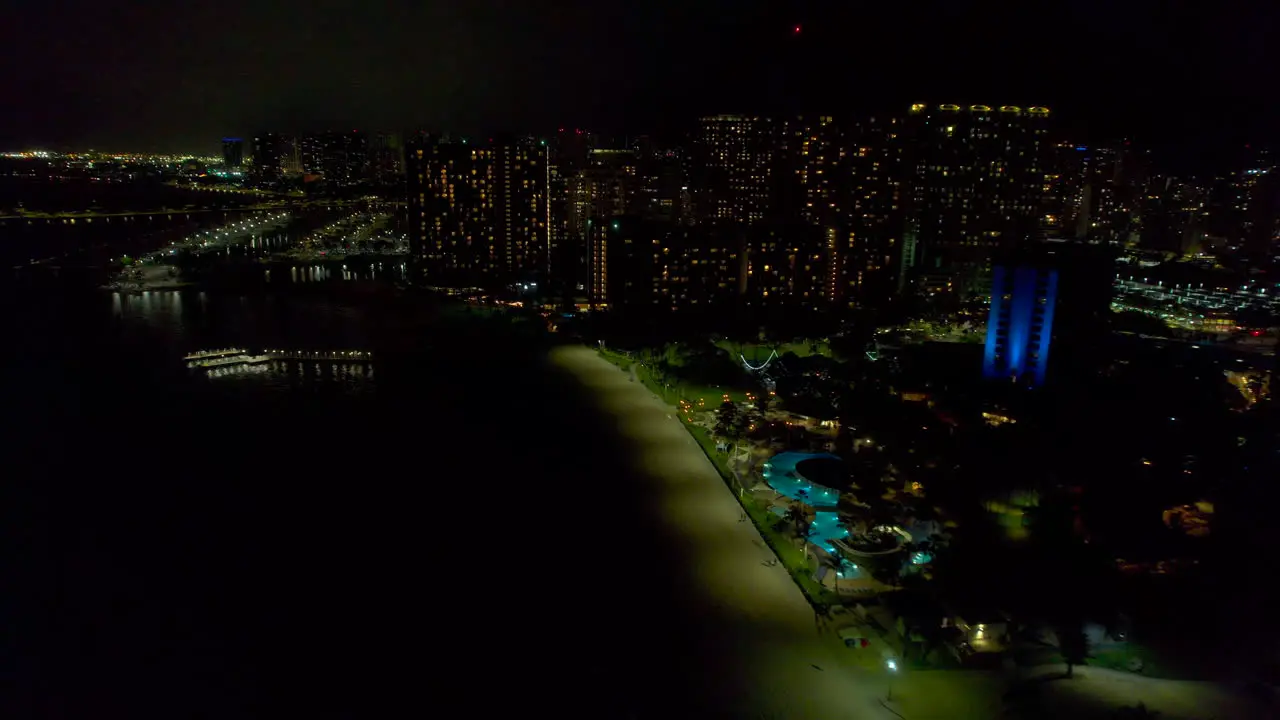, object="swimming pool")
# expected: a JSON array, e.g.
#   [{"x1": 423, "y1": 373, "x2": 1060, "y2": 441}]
[
  {"x1": 810, "y1": 510, "x2": 852, "y2": 554},
  {"x1": 761, "y1": 451, "x2": 844, "y2": 509},
  {"x1": 768, "y1": 500, "x2": 851, "y2": 553}
]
